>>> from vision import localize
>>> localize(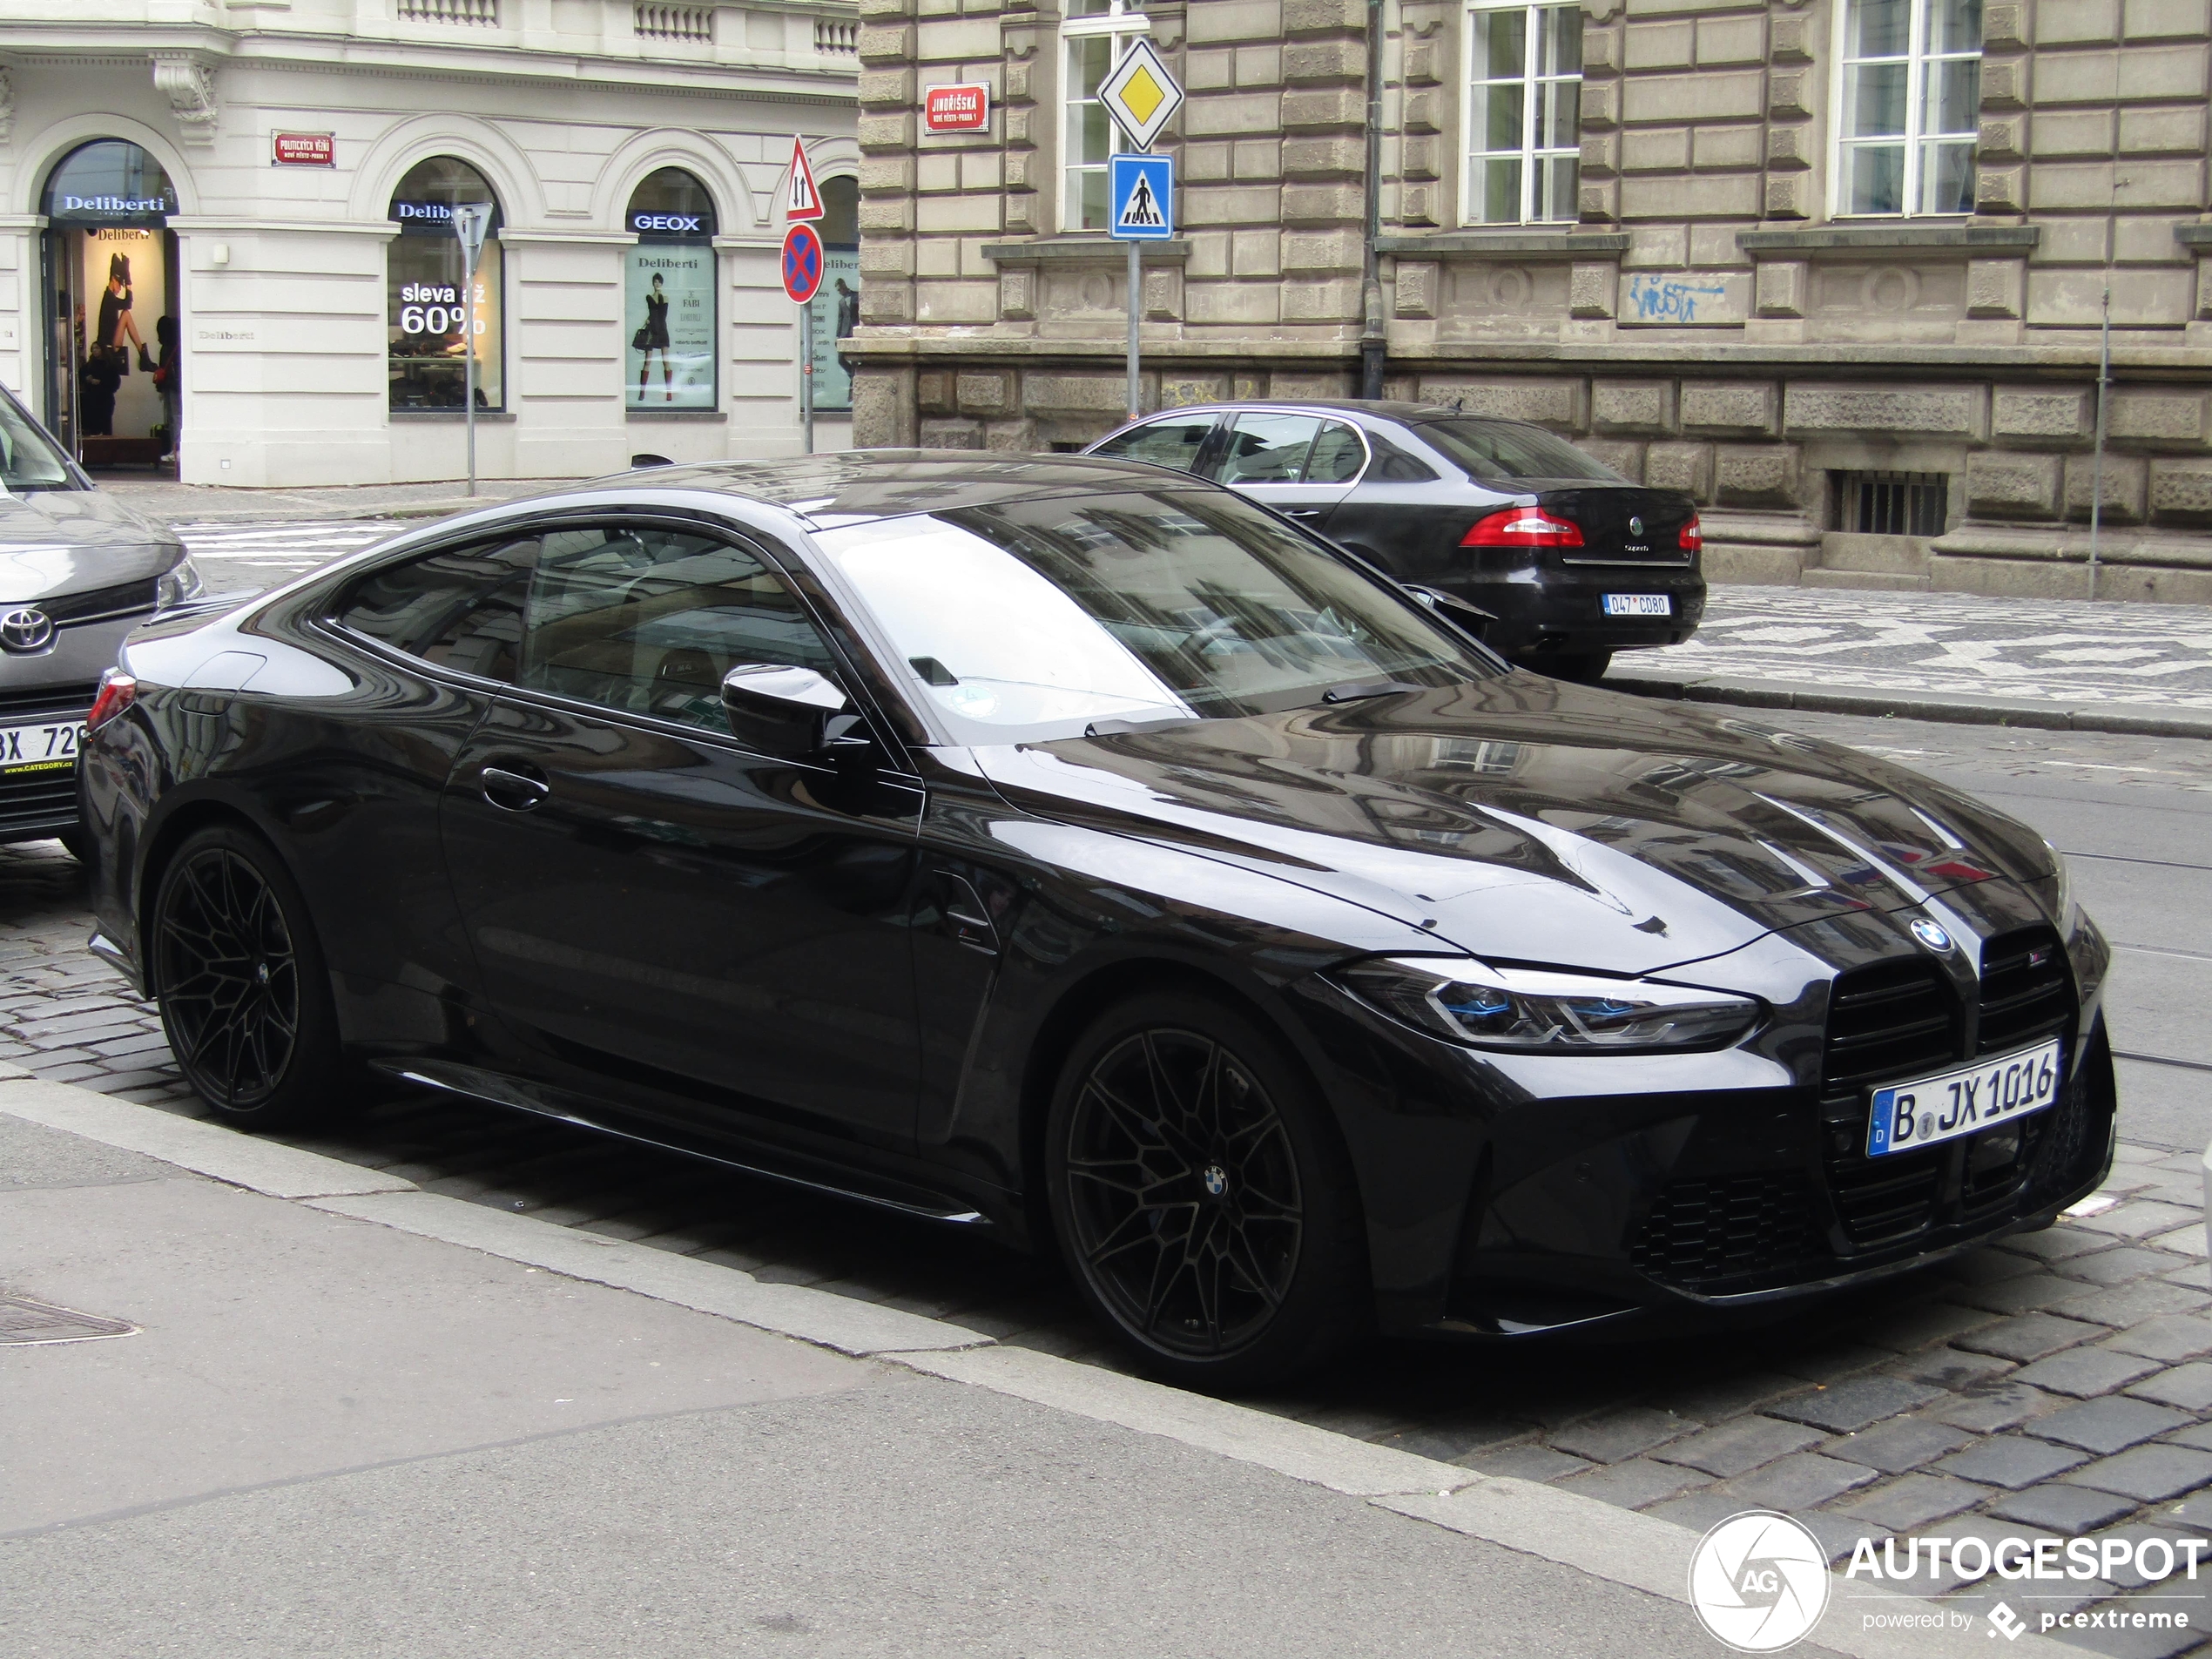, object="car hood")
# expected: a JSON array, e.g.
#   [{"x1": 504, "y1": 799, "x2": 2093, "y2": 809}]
[
  {"x1": 968, "y1": 676, "x2": 2056, "y2": 975},
  {"x1": 0, "y1": 489, "x2": 182, "y2": 602}
]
